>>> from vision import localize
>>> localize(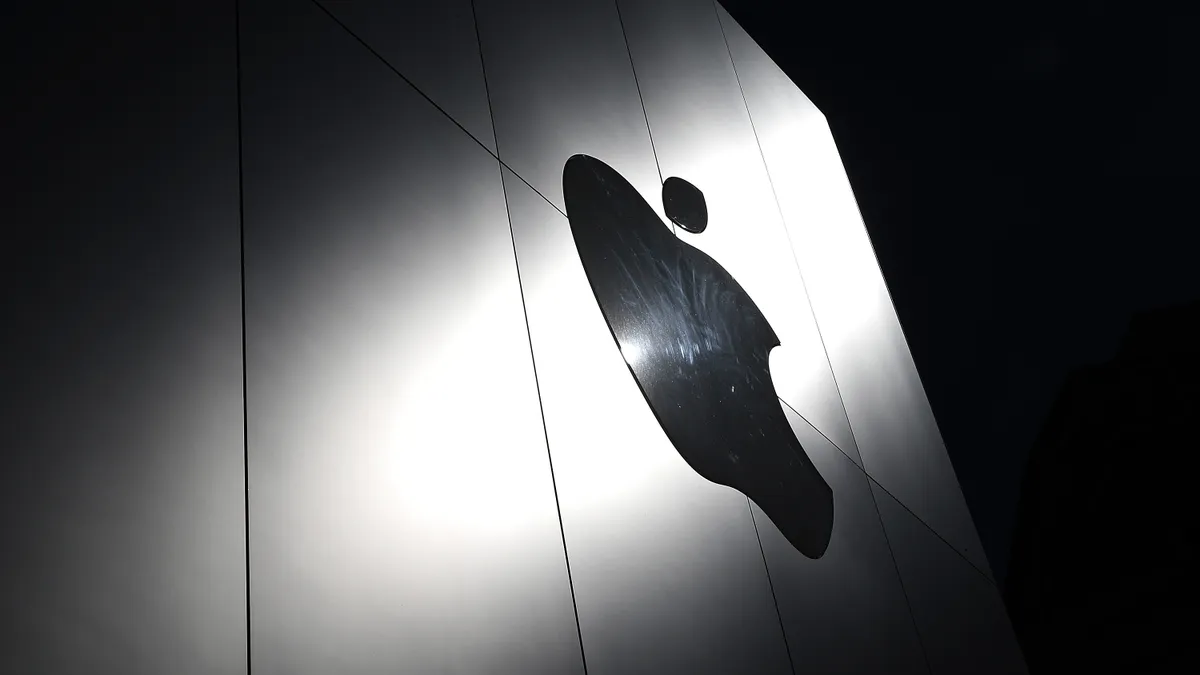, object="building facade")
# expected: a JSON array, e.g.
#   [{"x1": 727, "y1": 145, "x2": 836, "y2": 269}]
[{"x1": 2, "y1": 1, "x2": 1027, "y2": 673}]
